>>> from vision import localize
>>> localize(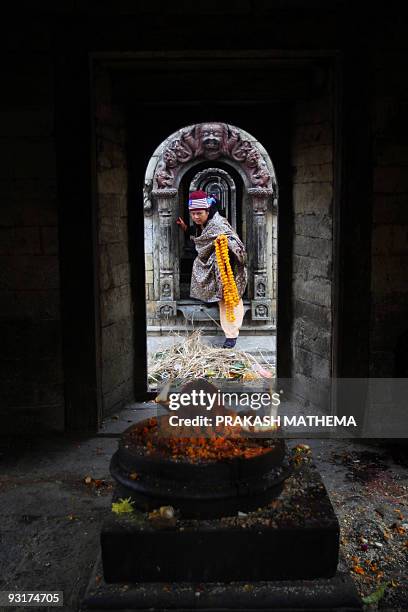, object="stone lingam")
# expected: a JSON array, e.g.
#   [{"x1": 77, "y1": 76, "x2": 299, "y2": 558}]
[
  {"x1": 103, "y1": 379, "x2": 338, "y2": 581},
  {"x1": 81, "y1": 380, "x2": 362, "y2": 611}
]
